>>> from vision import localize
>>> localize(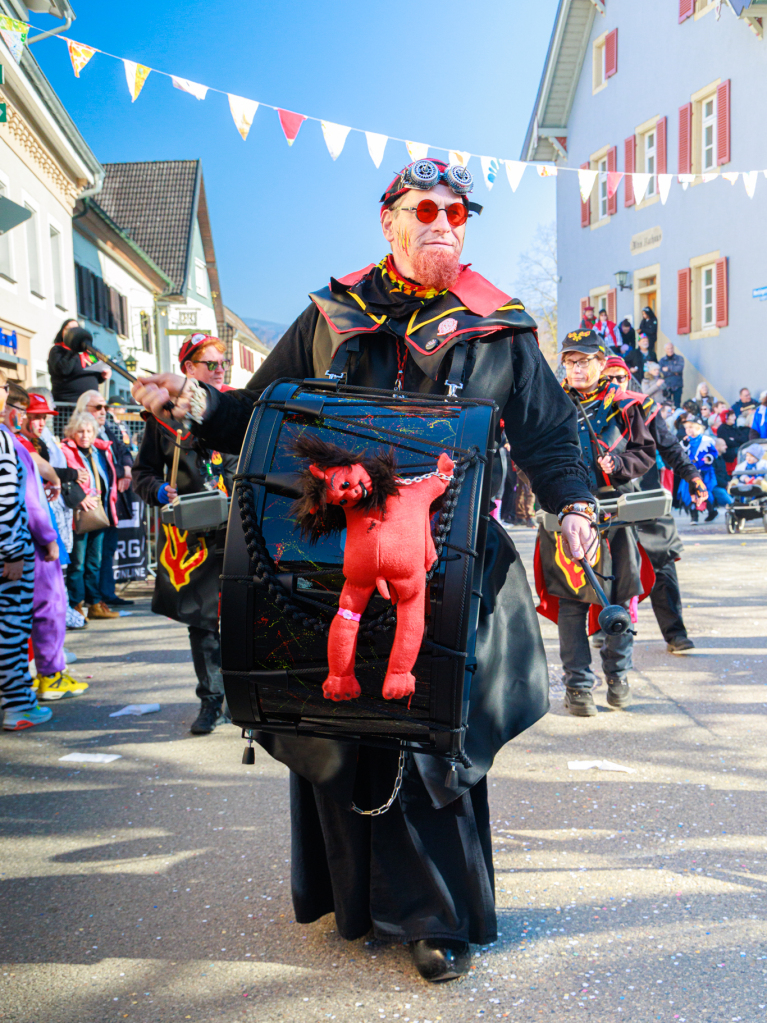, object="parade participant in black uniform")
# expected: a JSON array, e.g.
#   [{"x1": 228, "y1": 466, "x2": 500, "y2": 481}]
[
  {"x1": 132, "y1": 334, "x2": 237, "y2": 735},
  {"x1": 602, "y1": 356, "x2": 707, "y2": 654},
  {"x1": 131, "y1": 159, "x2": 594, "y2": 982},
  {"x1": 48, "y1": 321, "x2": 112, "y2": 402},
  {"x1": 535, "y1": 331, "x2": 656, "y2": 717}
]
